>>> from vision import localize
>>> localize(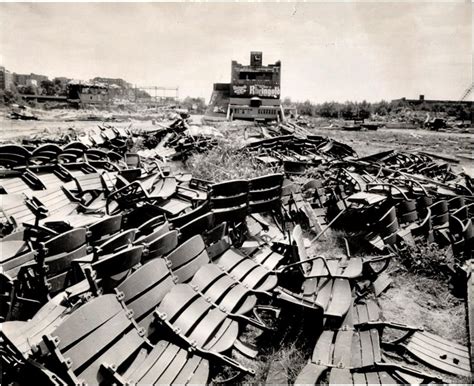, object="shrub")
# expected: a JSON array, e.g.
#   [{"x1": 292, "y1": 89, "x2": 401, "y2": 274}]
[
  {"x1": 396, "y1": 242, "x2": 455, "y2": 278},
  {"x1": 185, "y1": 139, "x2": 281, "y2": 182}
]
